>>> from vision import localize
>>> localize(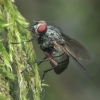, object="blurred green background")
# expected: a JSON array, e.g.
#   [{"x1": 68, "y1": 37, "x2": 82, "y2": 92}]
[{"x1": 15, "y1": 0, "x2": 100, "y2": 100}]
